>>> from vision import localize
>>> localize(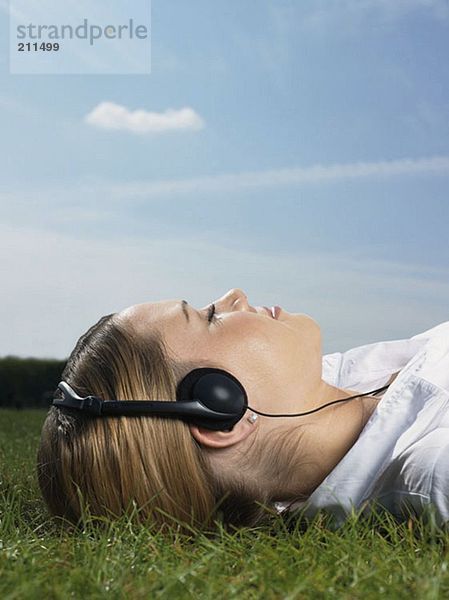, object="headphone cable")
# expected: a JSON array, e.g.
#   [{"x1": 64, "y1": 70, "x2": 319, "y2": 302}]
[{"x1": 248, "y1": 383, "x2": 391, "y2": 418}]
